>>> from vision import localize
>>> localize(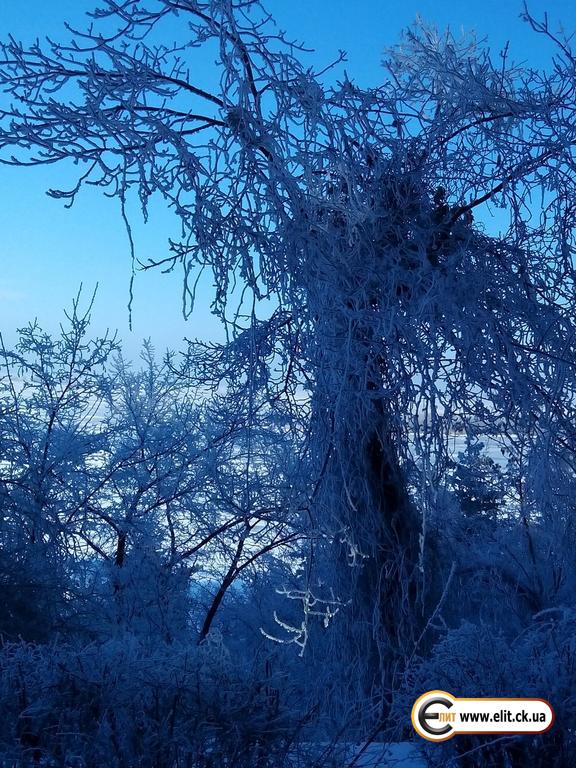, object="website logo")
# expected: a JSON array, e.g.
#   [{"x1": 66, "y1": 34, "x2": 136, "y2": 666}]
[{"x1": 412, "y1": 690, "x2": 555, "y2": 742}]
